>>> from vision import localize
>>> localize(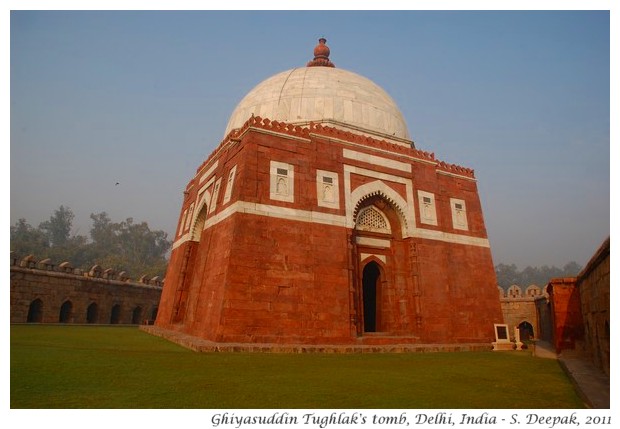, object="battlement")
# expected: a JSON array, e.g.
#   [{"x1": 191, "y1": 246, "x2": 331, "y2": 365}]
[
  {"x1": 498, "y1": 284, "x2": 546, "y2": 300},
  {"x1": 436, "y1": 161, "x2": 475, "y2": 179},
  {"x1": 195, "y1": 115, "x2": 475, "y2": 180},
  {"x1": 10, "y1": 252, "x2": 164, "y2": 288}
]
